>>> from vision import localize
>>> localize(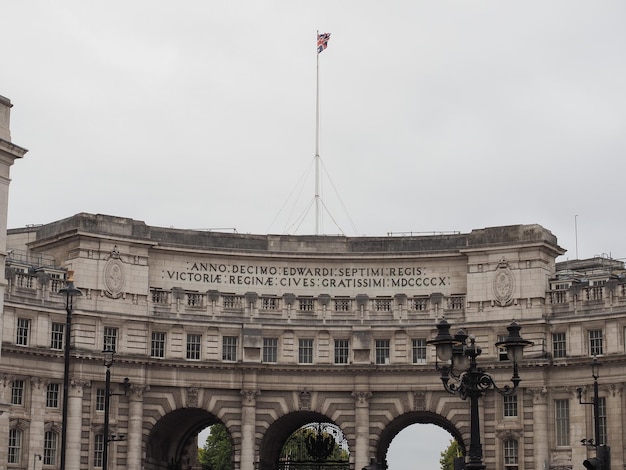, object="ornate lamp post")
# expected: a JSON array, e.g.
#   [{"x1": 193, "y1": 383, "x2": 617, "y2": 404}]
[
  {"x1": 428, "y1": 319, "x2": 533, "y2": 470},
  {"x1": 577, "y1": 357, "x2": 610, "y2": 469},
  {"x1": 58, "y1": 271, "x2": 82, "y2": 470},
  {"x1": 102, "y1": 347, "x2": 130, "y2": 470}
]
